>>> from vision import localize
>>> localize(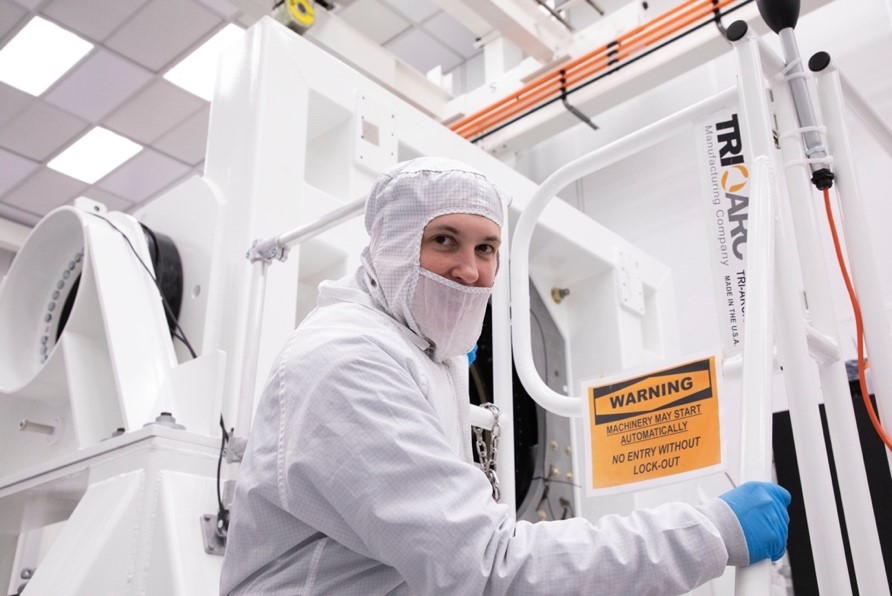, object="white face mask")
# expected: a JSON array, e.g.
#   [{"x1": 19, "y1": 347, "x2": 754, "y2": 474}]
[{"x1": 410, "y1": 268, "x2": 491, "y2": 362}]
